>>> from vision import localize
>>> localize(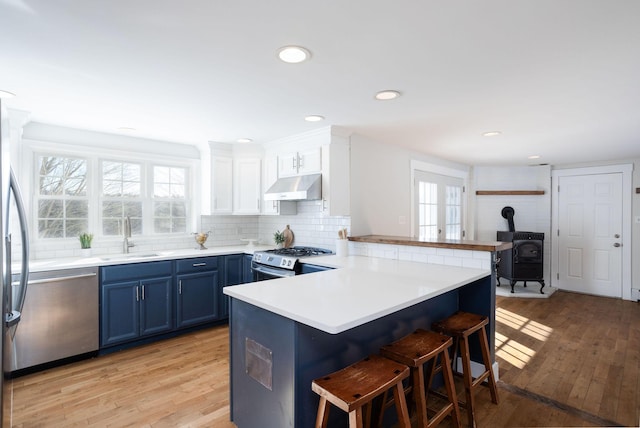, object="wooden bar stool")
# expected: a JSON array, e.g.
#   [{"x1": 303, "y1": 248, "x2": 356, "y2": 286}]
[
  {"x1": 311, "y1": 354, "x2": 412, "y2": 428},
  {"x1": 380, "y1": 329, "x2": 461, "y2": 428},
  {"x1": 432, "y1": 311, "x2": 499, "y2": 428}
]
